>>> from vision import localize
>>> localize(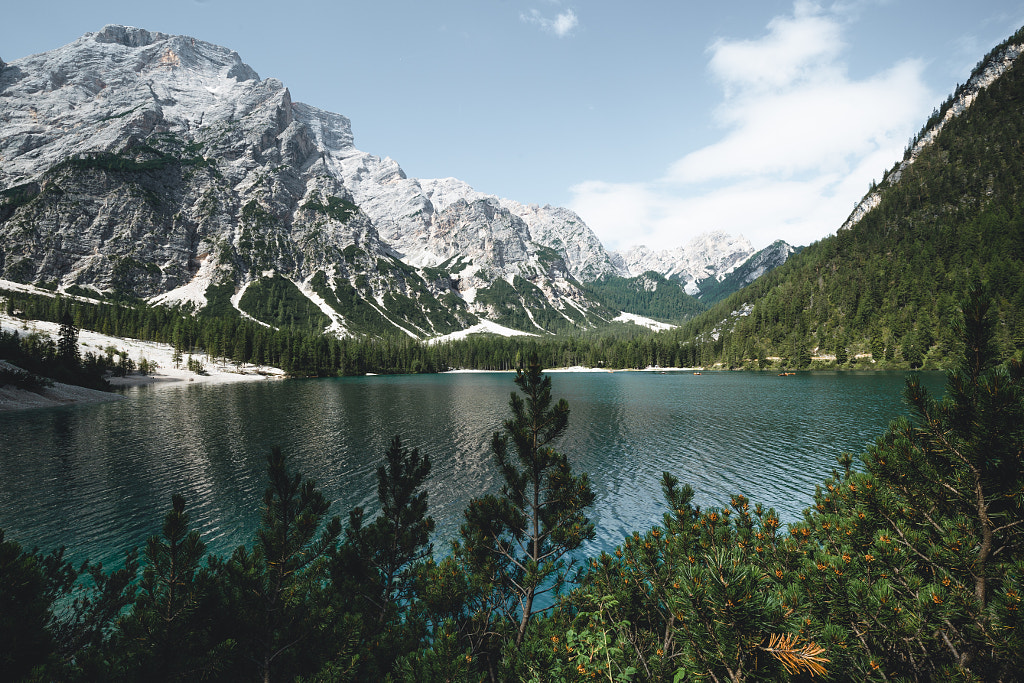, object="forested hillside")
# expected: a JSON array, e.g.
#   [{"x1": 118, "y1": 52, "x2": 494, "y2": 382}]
[
  {"x1": 667, "y1": 29, "x2": 1024, "y2": 369},
  {"x1": 582, "y1": 272, "x2": 706, "y2": 323}
]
